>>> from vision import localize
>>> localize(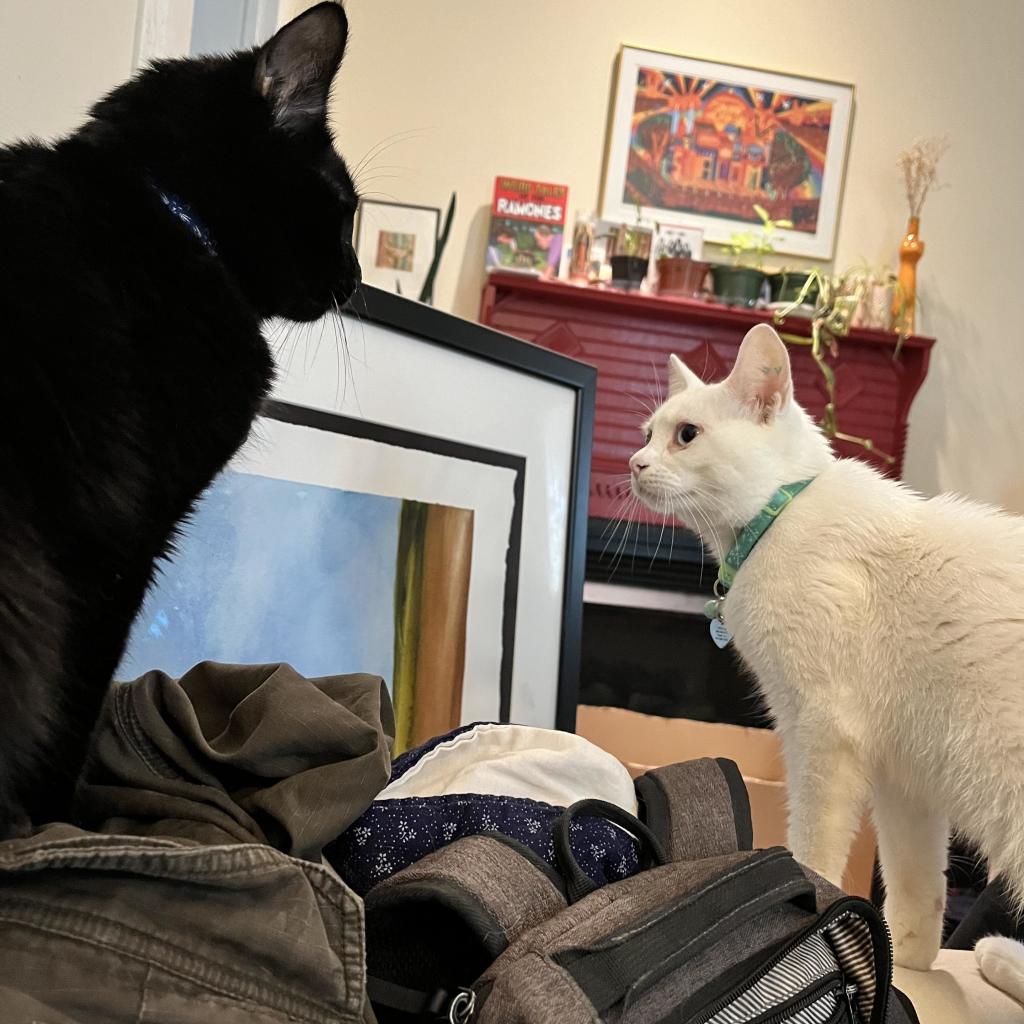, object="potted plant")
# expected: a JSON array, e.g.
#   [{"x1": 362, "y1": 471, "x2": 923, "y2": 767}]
[
  {"x1": 654, "y1": 234, "x2": 709, "y2": 298},
  {"x1": 711, "y1": 204, "x2": 792, "y2": 308},
  {"x1": 610, "y1": 212, "x2": 653, "y2": 290},
  {"x1": 773, "y1": 270, "x2": 898, "y2": 462},
  {"x1": 768, "y1": 268, "x2": 819, "y2": 306}
]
